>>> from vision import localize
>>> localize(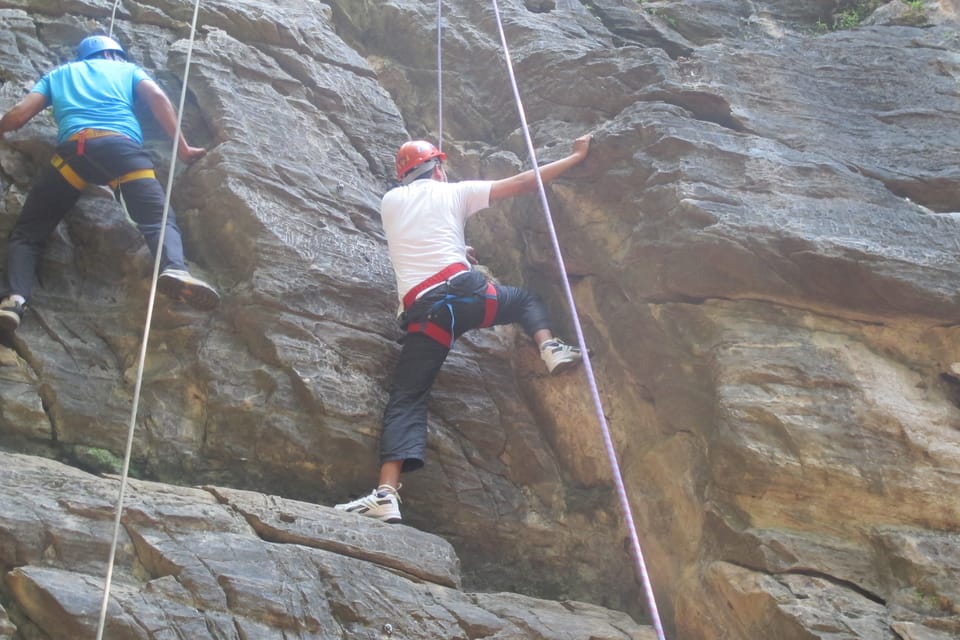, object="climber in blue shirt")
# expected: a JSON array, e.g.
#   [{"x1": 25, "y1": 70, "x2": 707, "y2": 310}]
[{"x1": 0, "y1": 35, "x2": 219, "y2": 332}]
